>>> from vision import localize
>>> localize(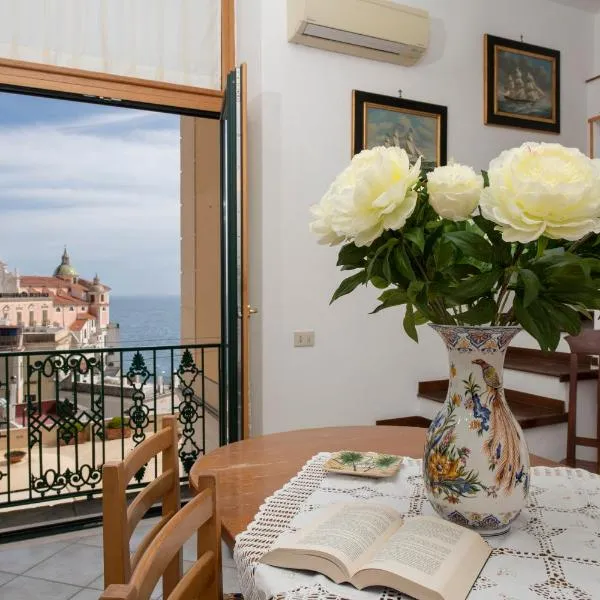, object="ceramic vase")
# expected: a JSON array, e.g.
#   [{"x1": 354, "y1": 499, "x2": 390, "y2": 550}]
[{"x1": 423, "y1": 324, "x2": 530, "y2": 535}]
